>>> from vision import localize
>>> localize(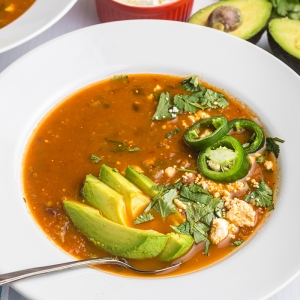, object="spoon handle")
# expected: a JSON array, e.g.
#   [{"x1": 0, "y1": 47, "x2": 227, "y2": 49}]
[{"x1": 0, "y1": 257, "x2": 121, "y2": 286}]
